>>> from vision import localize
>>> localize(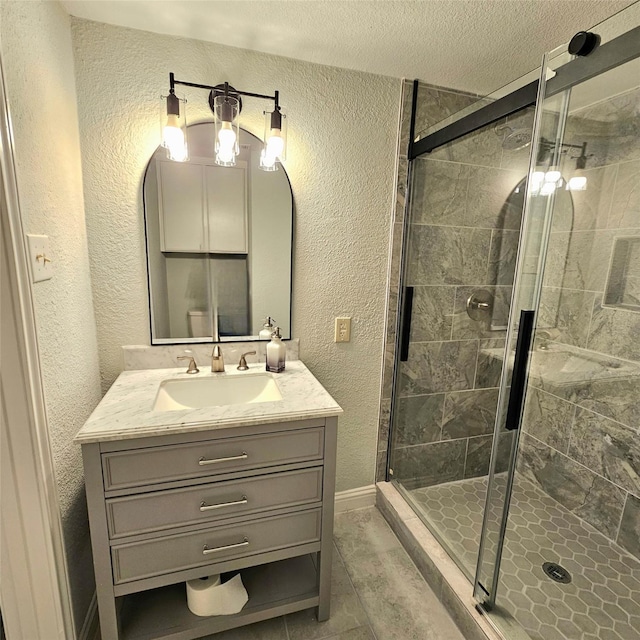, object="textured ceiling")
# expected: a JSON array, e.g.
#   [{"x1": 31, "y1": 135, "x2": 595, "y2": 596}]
[{"x1": 61, "y1": 0, "x2": 635, "y2": 94}]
